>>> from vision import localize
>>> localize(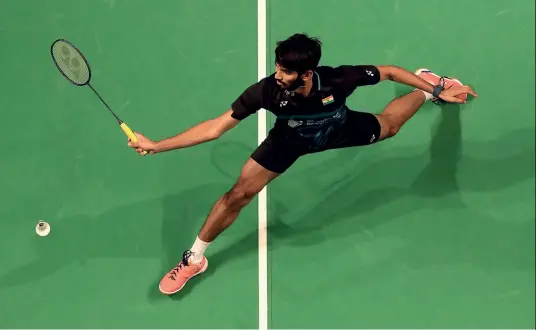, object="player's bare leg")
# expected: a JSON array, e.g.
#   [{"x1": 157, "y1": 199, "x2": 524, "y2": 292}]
[
  {"x1": 197, "y1": 158, "x2": 278, "y2": 242},
  {"x1": 375, "y1": 68, "x2": 466, "y2": 141},
  {"x1": 158, "y1": 157, "x2": 279, "y2": 295}
]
